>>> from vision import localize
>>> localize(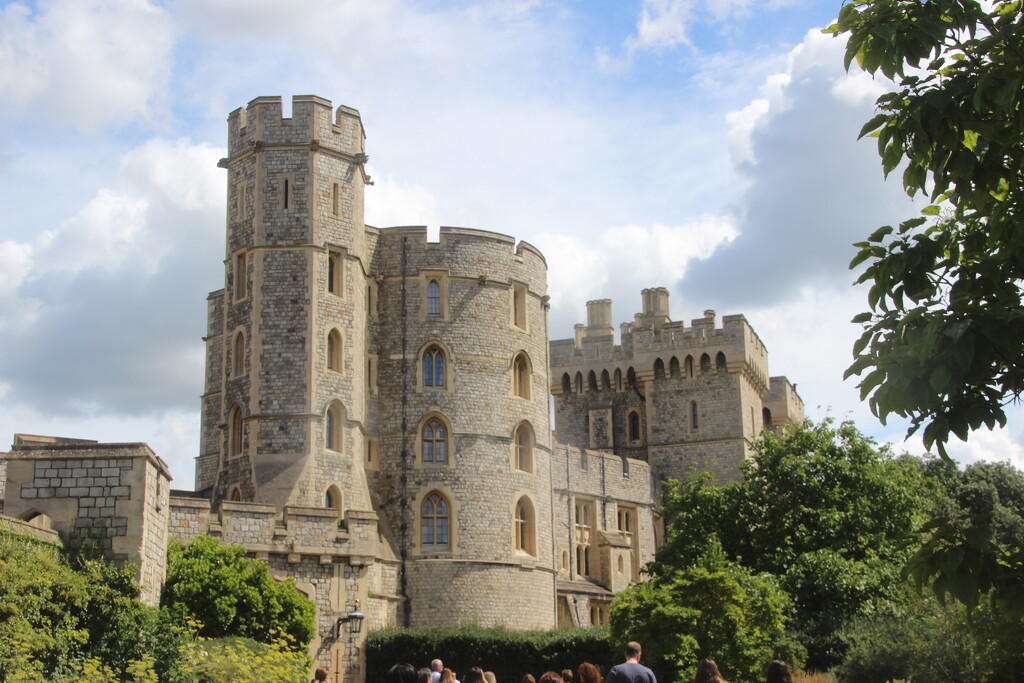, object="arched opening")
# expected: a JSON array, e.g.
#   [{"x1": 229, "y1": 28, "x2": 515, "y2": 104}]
[
  {"x1": 229, "y1": 404, "x2": 243, "y2": 456},
  {"x1": 716, "y1": 351, "x2": 727, "y2": 372},
  {"x1": 423, "y1": 344, "x2": 445, "y2": 388},
  {"x1": 325, "y1": 485, "x2": 343, "y2": 520},
  {"x1": 233, "y1": 331, "x2": 245, "y2": 377},
  {"x1": 654, "y1": 358, "x2": 665, "y2": 380},
  {"x1": 627, "y1": 367, "x2": 637, "y2": 389},
  {"x1": 700, "y1": 353, "x2": 711, "y2": 374},
  {"x1": 562, "y1": 373, "x2": 571, "y2": 394},
  {"x1": 574, "y1": 372, "x2": 583, "y2": 394},
  {"x1": 326, "y1": 401, "x2": 344, "y2": 452},
  {"x1": 421, "y1": 415, "x2": 449, "y2": 464},
  {"x1": 515, "y1": 496, "x2": 537, "y2": 556},
  {"x1": 614, "y1": 368, "x2": 623, "y2": 391},
  {"x1": 427, "y1": 279, "x2": 441, "y2": 315},
  {"x1": 327, "y1": 329, "x2": 342, "y2": 371},
  {"x1": 514, "y1": 422, "x2": 534, "y2": 473},
  {"x1": 228, "y1": 485, "x2": 242, "y2": 502},
  {"x1": 588, "y1": 370, "x2": 598, "y2": 393},
  {"x1": 627, "y1": 409, "x2": 642, "y2": 445},
  {"x1": 421, "y1": 492, "x2": 450, "y2": 548},
  {"x1": 685, "y1": 355, "x2": 694, "y2": 378},
  {"x1": 763, "y1": 407, "x2": 773, "y2": 429},
  {"x1": 513, "y1": 353, "x2": 531, "y2": 399},
  {"x1": 601, "y1": 369, "x2": 611, "y2": 390},
  {"x1": 669, "y1": 356, "x2": 680, "y2": 378}
]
